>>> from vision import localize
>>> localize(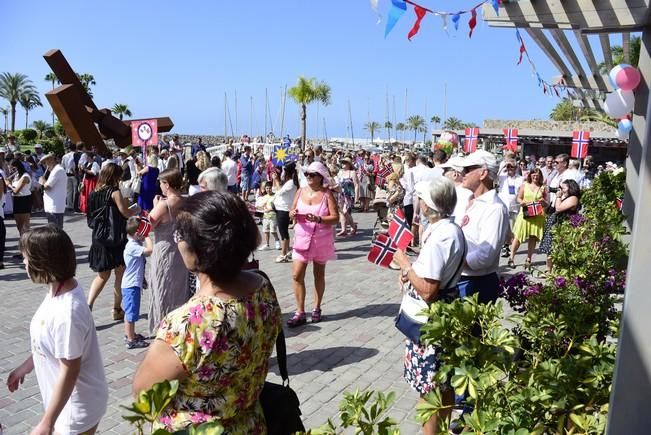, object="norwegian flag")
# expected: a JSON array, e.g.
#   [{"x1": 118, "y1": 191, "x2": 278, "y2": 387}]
[
  {"x1": 571, "y1": 130, "x2": 590, "y2": 159},
  {"x1": 367, "y1": 233, "x2": 397, "y2": 268},
  {"x1": 464, "y1": 128, "x2": 479, "y2": 153},
  {"x1": 525, "y1": 202, "x2": 544, "y2": 217},
  {"x1": 503, "y1": 128, "x2": 518, "y2": 152},
  {"x1": 375, "y1": 164, "x2": 393, "y2": 188},
  {"x1": 388, "y1": 208, "x2": 413, "y2": 249},
  {"x1": 136, "y1": 210, "x2": 152, "y2": 238}
]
